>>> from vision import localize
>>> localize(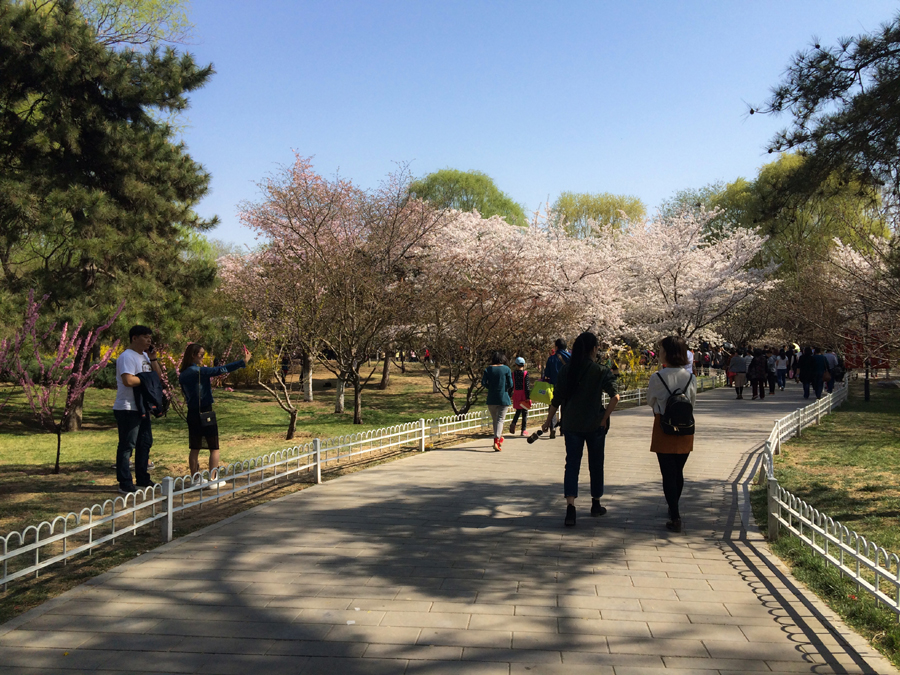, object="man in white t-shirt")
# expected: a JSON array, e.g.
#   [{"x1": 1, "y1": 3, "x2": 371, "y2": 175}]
[{"x1": 113, "y1": 325, "x2": 163, "y2": 494}]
